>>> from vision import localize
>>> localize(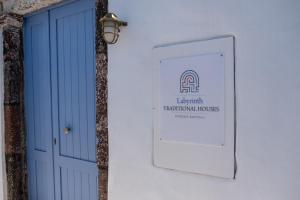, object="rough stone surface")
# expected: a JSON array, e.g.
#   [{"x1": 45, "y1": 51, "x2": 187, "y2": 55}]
[
  {"x1": 0, "y1": 14, "x2": 22, "y2": 28},
  {"x1": 2, "y1": 0, "x2": 64, "y2": 15},
  {"x1": 4, "y1": 106, "x2": 27, "y2": 200},
  {"x1": 1, "y1": 14, "x2": 28, "y2": 200},
  {"x1": 95, "y1": 0, "x2": 108, "y2": 200}
]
